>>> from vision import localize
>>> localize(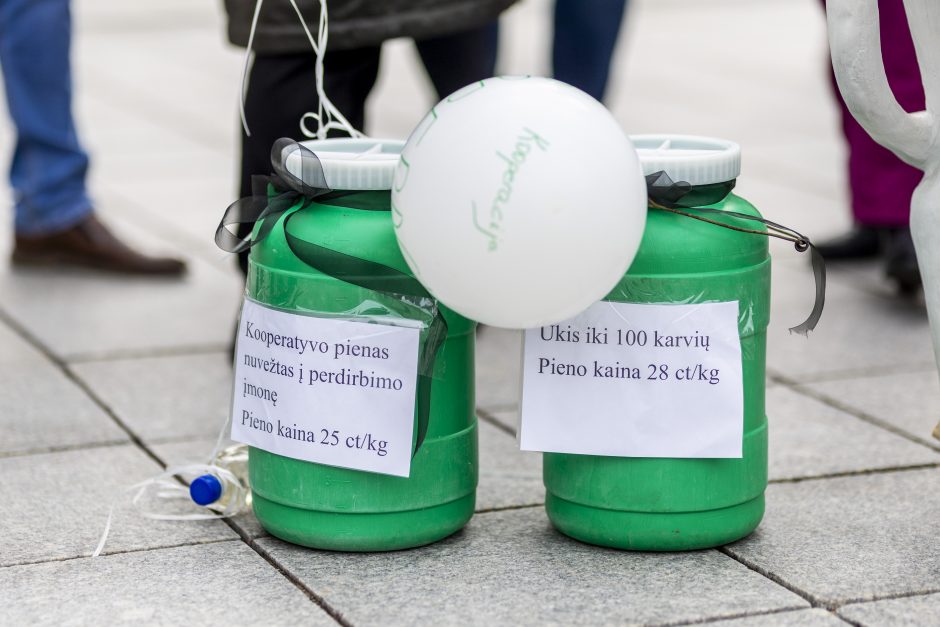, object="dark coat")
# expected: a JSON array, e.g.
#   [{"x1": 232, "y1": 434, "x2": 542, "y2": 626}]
[{"x1": 224, "y1": 0, "x2": 516, "y2": 54}]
